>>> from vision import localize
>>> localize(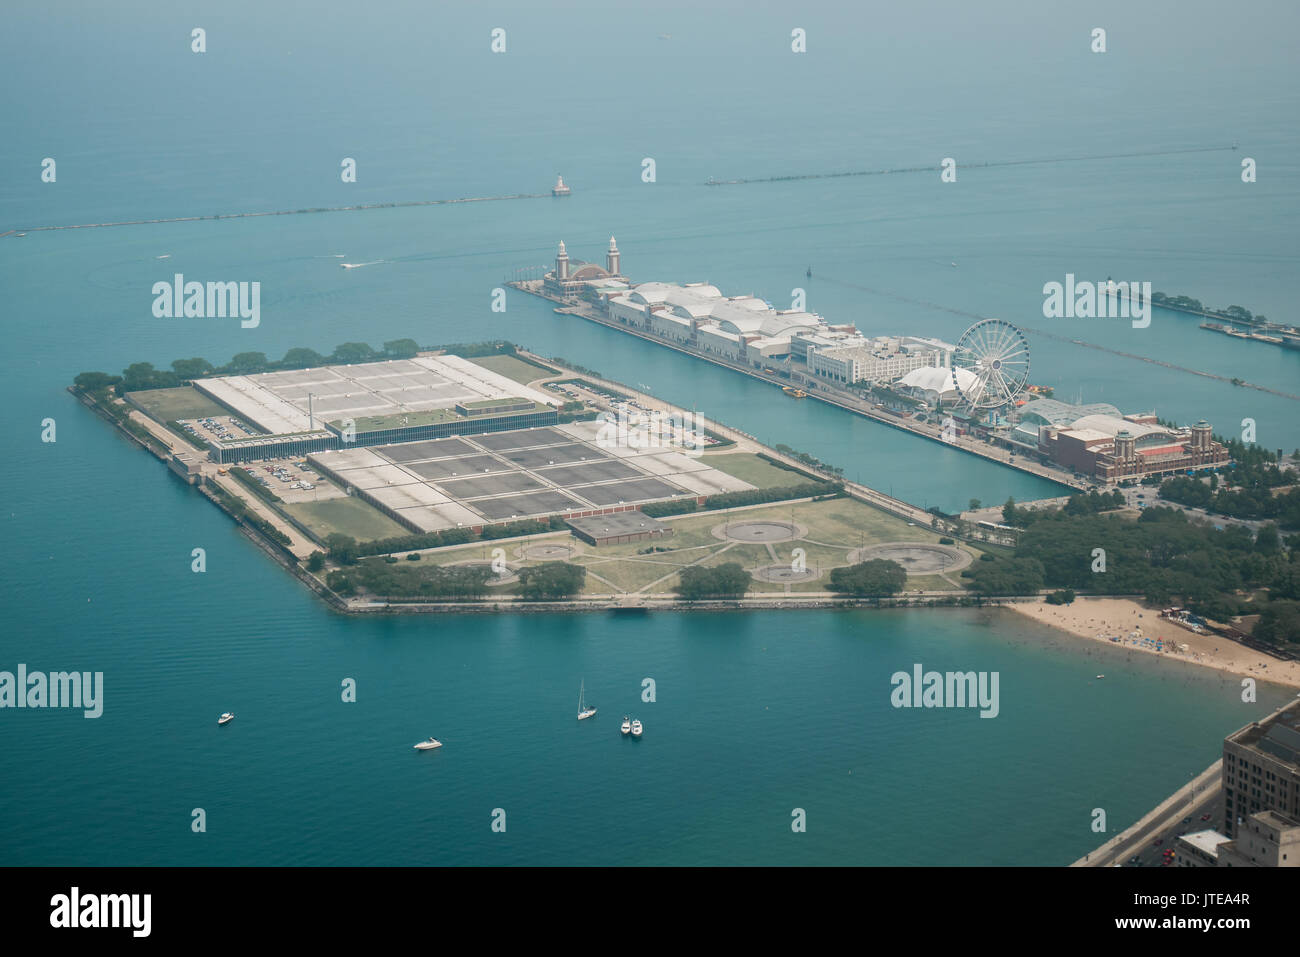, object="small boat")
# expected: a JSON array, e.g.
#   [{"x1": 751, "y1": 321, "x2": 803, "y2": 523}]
[
  {"x1": 1095, "y1": 675, "x2": 1105, "y2": 680},
  {"x1": 414, "y1": 737, "x2": 442, "y2": 751},
  {"x1": 621, "y1": 716, "x2": 631, "y2": 735},
  {"x1": 217, "y1": 712, "x2": 234, "y2": 725},
  {"x1": 577, "y1": 679, "x2": 597, "y2": 720},
  {"x1": 630, "y1": 719, "x2": 643, "y2": 738}
]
